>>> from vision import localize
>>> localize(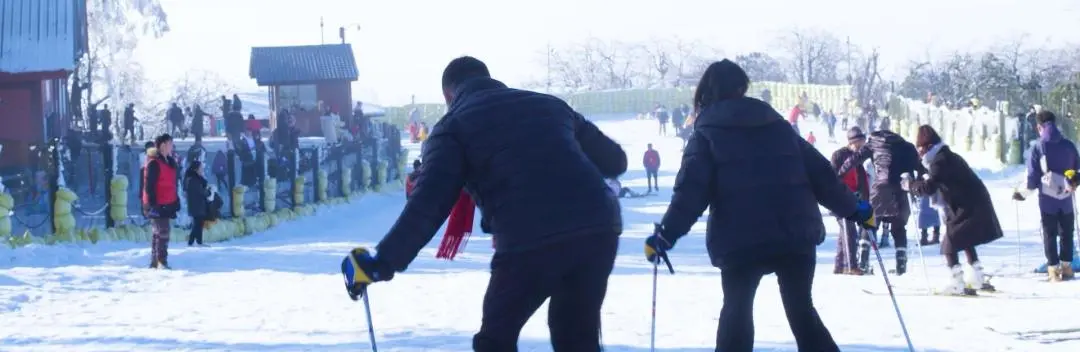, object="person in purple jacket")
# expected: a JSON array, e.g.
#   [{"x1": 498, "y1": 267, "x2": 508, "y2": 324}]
[{"x1": 1013, "y1": 110, "x2": 1080, "y2": 282}]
